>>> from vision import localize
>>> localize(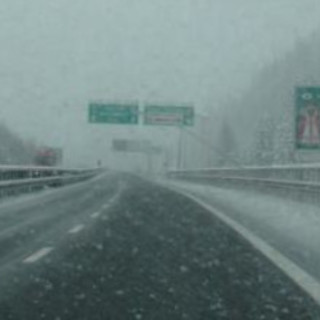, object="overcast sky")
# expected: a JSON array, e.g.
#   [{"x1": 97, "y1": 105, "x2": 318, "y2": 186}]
[{"x1": 1, "y1": 0, "x2": 320, "y2": 166}]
